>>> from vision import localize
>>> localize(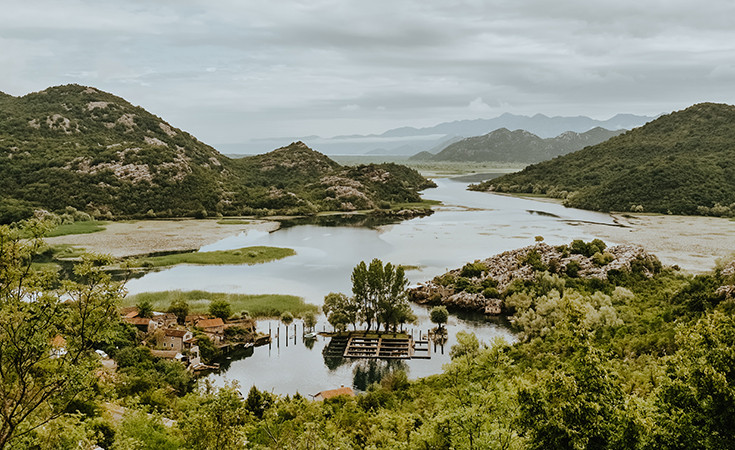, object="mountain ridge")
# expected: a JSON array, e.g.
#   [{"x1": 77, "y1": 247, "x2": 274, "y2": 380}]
[
  {"x1": 412, "y1": 127, "x2": 623, "y2": 163},
  {"x1": 0, "y1": 84, "x2": 435, "y2": 223},
  {"x1": 470, "y1": 102, "x2": 735, "y2": 216}
]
